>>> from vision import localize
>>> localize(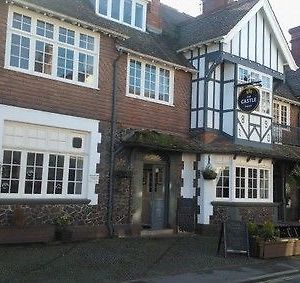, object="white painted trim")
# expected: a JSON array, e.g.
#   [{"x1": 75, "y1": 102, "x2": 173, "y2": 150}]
[
  {"x1": 273, "y1": 95, "x2": 300, "y2": 107},
  {"x1": 126, "y1": 56, "x2": 175, "y2": 106},
  {"x1": 224, "y1": 0, "x2": 297, "y2": 70},
  {"x1": 0, "y1": 104, "x2": 101, "y2": 205},
  {"x1": 95, "y1": 0, "x2": 147, "y2": 32},
  {"x1": 118, "y1": 45, "x2": 197, "y2": 73},
  {"x1": 5, "y1": 6, "x2": 100, "y2": 89},
  {"x1": 8, "y1": 0, "x2": 128, "y2": 40}
]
